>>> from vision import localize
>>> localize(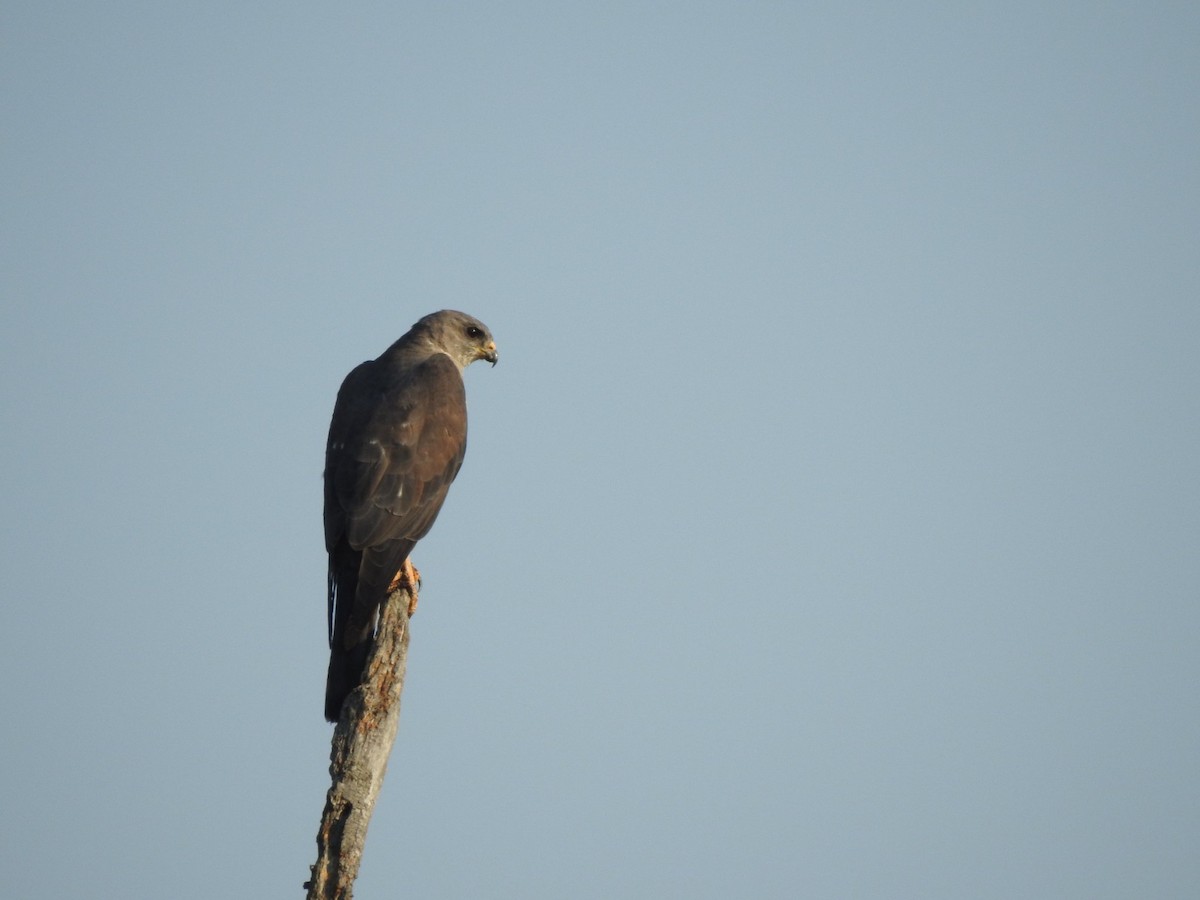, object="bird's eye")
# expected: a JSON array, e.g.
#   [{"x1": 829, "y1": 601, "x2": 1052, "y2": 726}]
[{"x1": 466, "y1": 325, "x2": 483, "y2": 339}]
